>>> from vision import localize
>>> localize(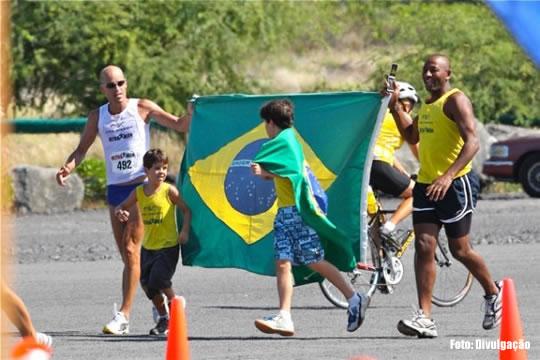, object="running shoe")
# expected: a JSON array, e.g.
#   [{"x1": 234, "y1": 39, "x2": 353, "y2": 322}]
[
  {"x1": 102, "y1": 304, "x2": 129, "y2": 335},
  {"x1": 149, "y1": 317, "x2": 169, "y2": 336},
  {"x1": 347, "y1": 292, "x2": 368, "y2": 332},
  {"x1": 35, "y1": 332, "x2": 53, "y2": 347},
  {"x1": 254, "y1": 314, "x2": 294, "y2": 336},
  {"x1": 397, "y1": 308, "x2": 438, "y2": 338},
  {"x1": 482, "y1": 280, "x2": 503, "y2": 330}
]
